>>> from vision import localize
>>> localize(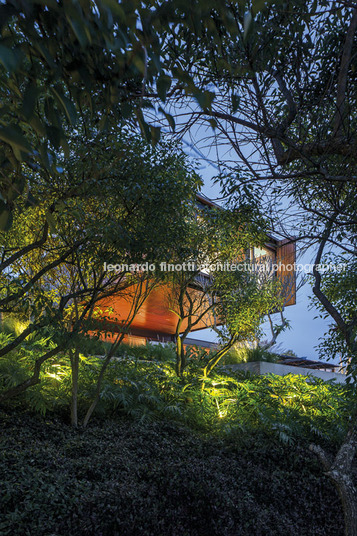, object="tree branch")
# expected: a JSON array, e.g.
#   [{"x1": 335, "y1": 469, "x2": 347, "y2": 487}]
[{"x1": 334, "y1": 8, "x2": 357, "y2": 135}]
